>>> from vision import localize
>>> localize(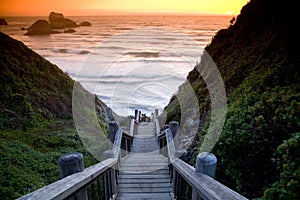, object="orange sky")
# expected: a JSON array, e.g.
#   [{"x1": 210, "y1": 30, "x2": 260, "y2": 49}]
[{"x1": 0, "y1": 0, "x2": 249, "y2": 16}]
